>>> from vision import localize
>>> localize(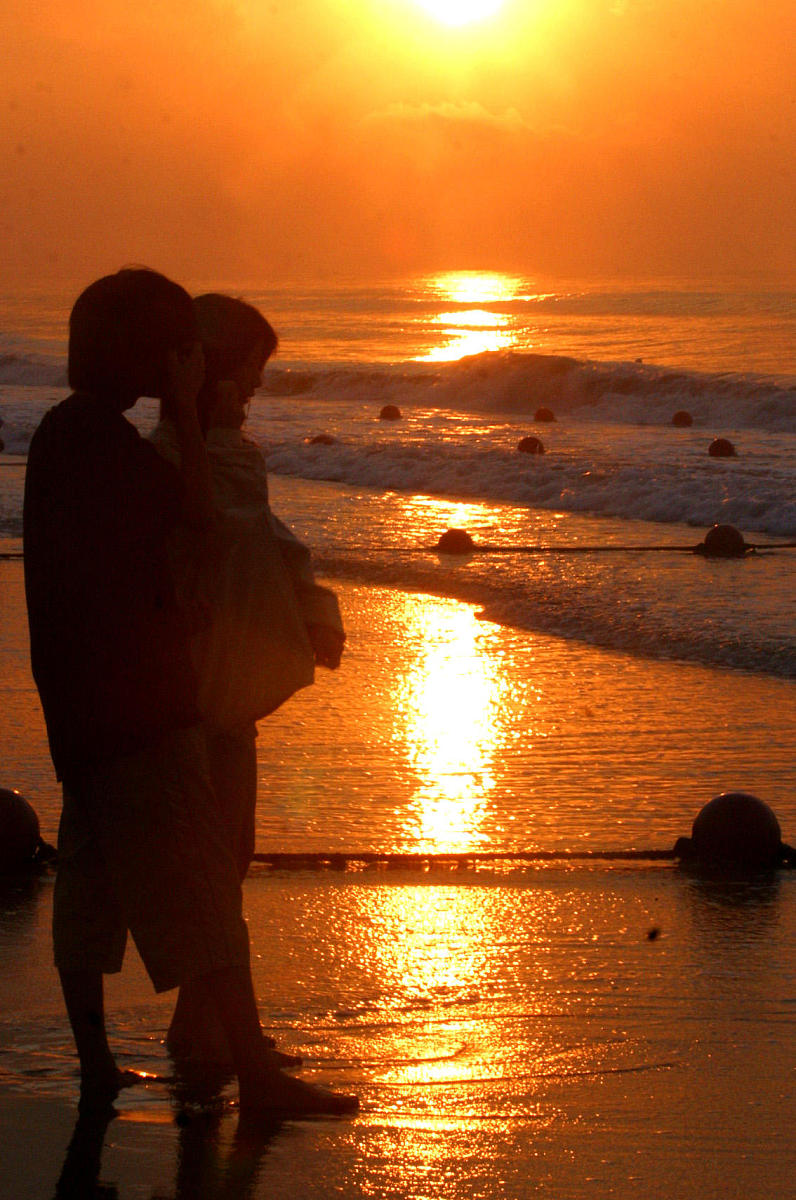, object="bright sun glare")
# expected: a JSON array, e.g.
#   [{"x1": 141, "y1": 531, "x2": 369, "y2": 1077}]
[{"x1": 414, "y1": 0, "x2": 504, "y2": 27}]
